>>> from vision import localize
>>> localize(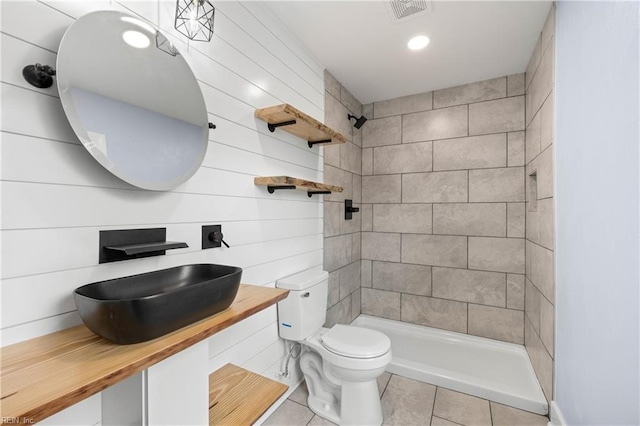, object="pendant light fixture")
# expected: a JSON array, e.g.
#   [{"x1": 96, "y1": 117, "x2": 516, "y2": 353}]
[{"x1": 175, "y1": 0, "x2": 215, "y2": 42}]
